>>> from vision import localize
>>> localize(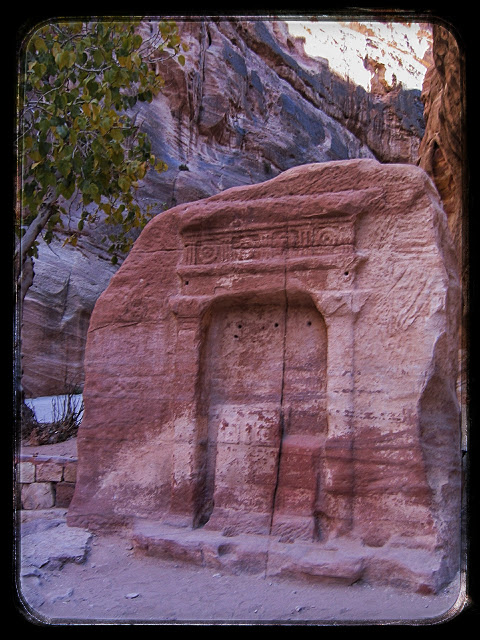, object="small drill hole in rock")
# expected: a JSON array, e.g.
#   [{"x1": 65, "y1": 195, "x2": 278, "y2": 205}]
[
  {"x1": 307, "y1": 321, "x2": 312, "y2": 326},
  {"x1": 237, "y1": 324, "x2": 242, "y2": 329},
  {"x1": 218, "y1": 543, "x2": 233, "y2": 556},
  {"x1": 344, "y1": 271, "x2": 349, "y2": 276},
  {"x1": 185, "y1": 281, "x2": 189, "y2": 285},
  {"x1": 234, "y1": 335, "x2": 239, "y2": 339},
  {"x1": 274, "y1": 323, "x2": 279, "y2": 327}
]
